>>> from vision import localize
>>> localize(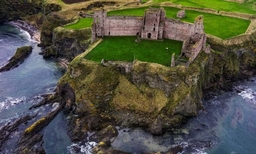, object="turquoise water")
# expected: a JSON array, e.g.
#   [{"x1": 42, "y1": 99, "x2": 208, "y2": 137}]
[{"x1": 1, "y1": 23, "x2": 256, "y2": 154}]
